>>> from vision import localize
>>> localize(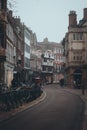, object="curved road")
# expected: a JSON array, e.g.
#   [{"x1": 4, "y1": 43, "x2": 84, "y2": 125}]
[{"x1": 0, "y1": 85, "x2": 84, "y2": 130}]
